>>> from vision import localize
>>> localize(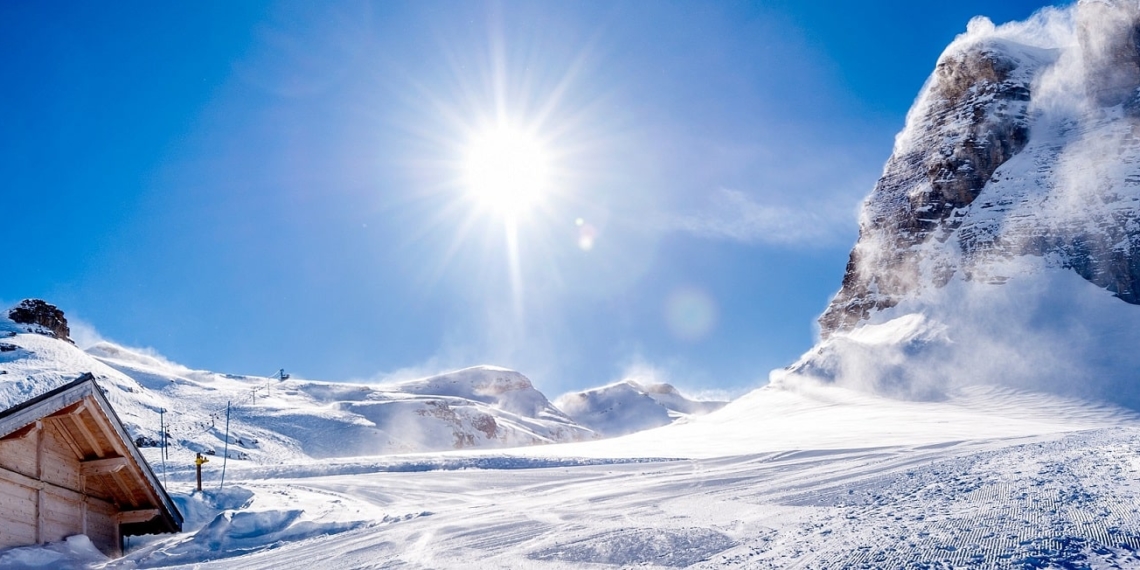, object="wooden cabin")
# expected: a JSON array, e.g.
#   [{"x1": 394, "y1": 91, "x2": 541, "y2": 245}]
[{"x1": 0, "y1": 373, "x2": 182, "y2": 556}]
